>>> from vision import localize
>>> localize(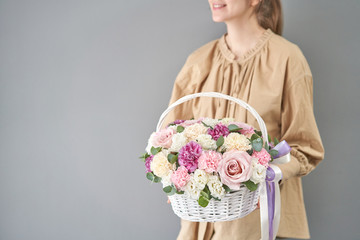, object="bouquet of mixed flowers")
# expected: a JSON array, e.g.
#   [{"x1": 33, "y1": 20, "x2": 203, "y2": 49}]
[{"x1": 140, "y1": 117, "x2": 281, "y2": 208}]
